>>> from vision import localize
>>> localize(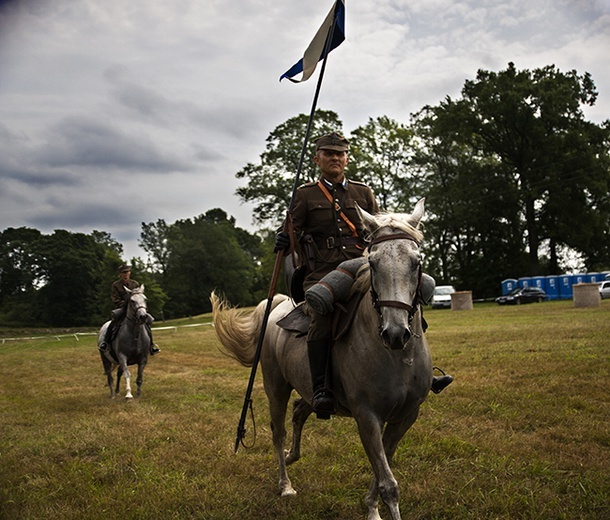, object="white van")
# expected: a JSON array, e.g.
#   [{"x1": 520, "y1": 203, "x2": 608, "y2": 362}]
[{"x1": 431, "y1": 285, "x2": 456, "y2": 309}]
